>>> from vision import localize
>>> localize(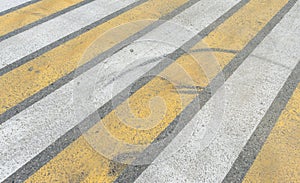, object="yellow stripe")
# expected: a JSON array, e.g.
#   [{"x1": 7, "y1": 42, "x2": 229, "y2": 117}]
[
  {"x1": 0, "y1": 0, "x2": 188, "y2": 115},
  {"x1": 0, "y1": 0, "x2": 84, "y2": 37},
  {"x1": 243, "y1": 83, "x2": 300, "y2": 182},
  {"x1": 25, "y1": 0, "x2": 289, "y2": 182}
]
